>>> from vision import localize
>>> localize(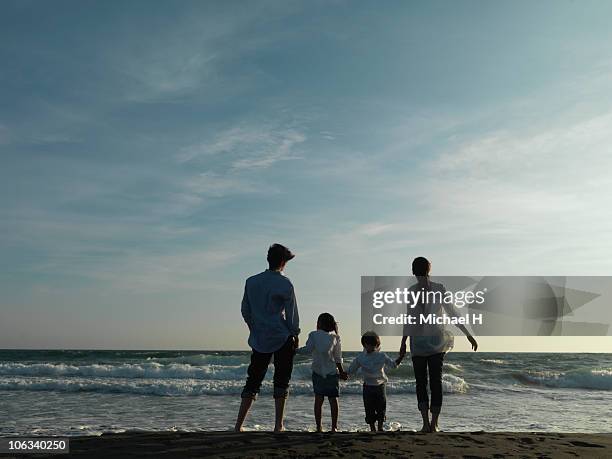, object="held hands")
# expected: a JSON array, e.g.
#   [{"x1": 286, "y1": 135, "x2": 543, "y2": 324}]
[{"x1": 467, "y1": 335, "x2": 478, "y2": 351}]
